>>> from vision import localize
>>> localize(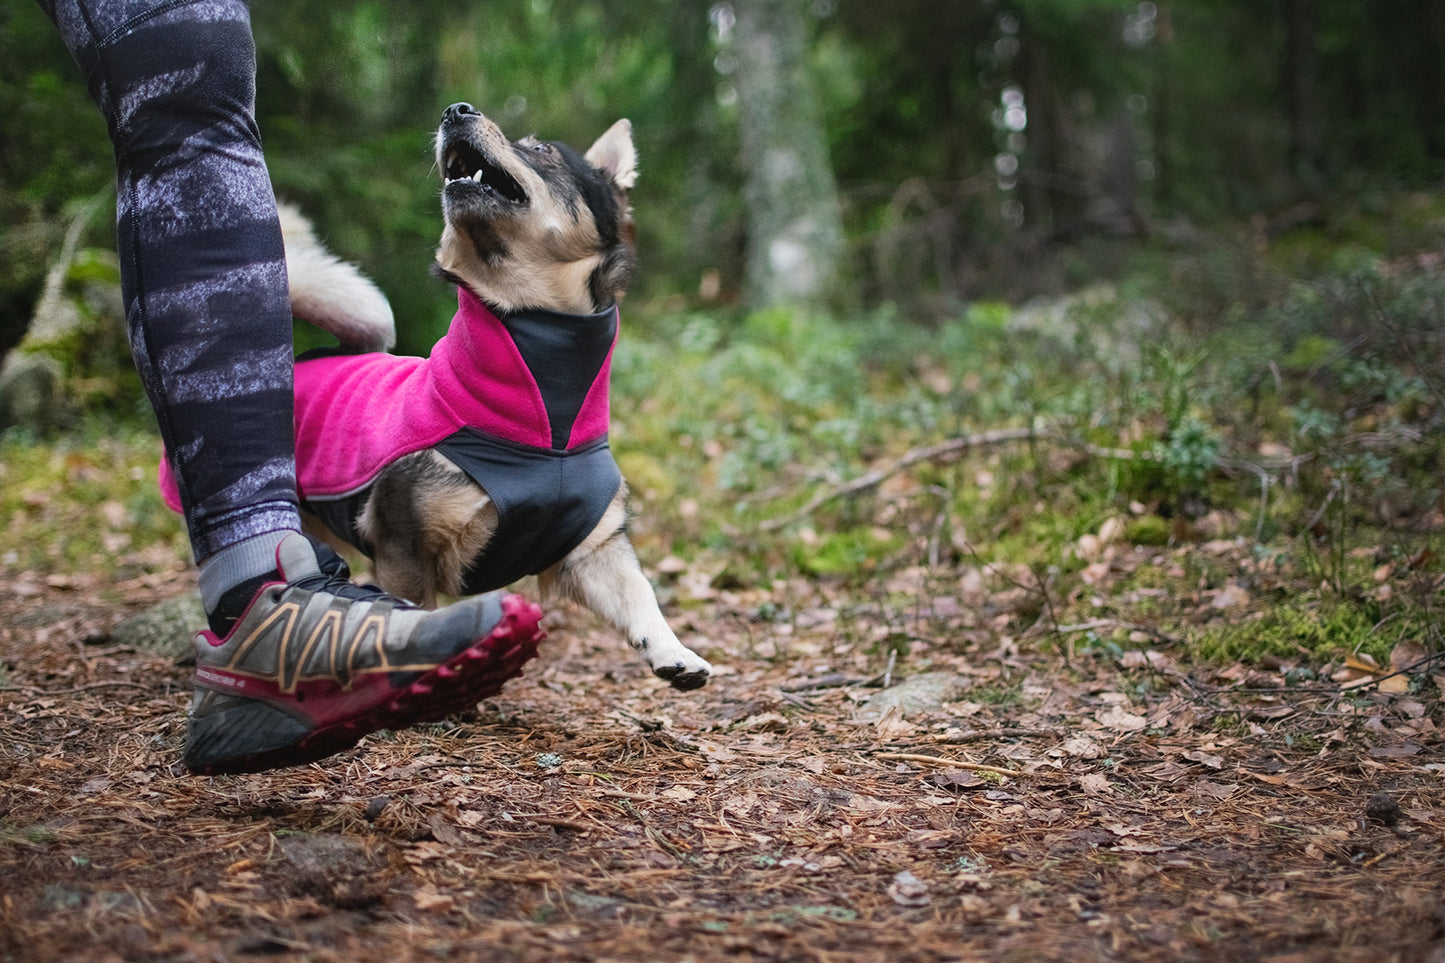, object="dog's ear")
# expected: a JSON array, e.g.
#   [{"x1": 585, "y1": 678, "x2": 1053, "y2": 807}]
[{"x1": 585, "y1": 119, "x2": 638, "y2": 191}]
